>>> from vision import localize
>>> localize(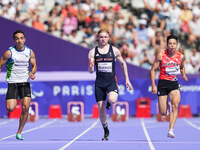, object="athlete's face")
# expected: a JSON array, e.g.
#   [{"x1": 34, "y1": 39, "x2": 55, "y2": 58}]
[
  {"x1": 98, "y1": 32, "x2": 109, "y2": 46},
  {"x1": 167, "y1": 39, "x2": 177, "y2": 53},
  {"x1": 14, "y1": 33, "x2": 26, "y2": 50}
]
